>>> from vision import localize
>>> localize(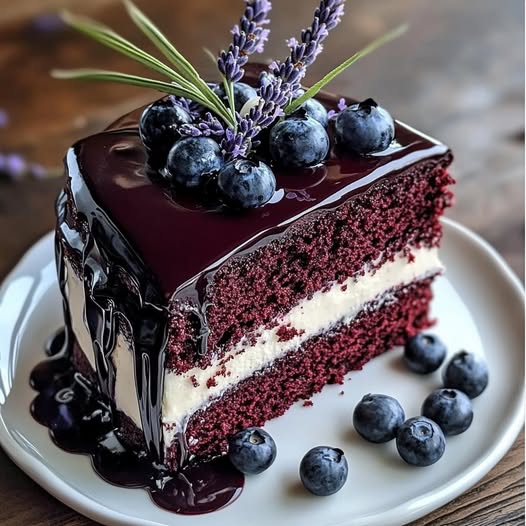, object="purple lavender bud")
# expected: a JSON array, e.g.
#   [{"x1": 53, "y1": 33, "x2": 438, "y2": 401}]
[
  {"x1": 217, "y1": 0, "x2": 272, "y2": 83},
  {"x1": 29, "y1": 163, "x2": 47, "y2": 179},
  {"x1": 32, "y1": 13, "x2": 65, "y2": 33},
  {"x1": 5, "y1": 153, "x2": 26, "y2": 179},
  {"x1": 221, "y1": 0, "x2": 346, "y2": 160},
  {"x1": 0, "y1": 109, "x2": 8, "y2": 128}
]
